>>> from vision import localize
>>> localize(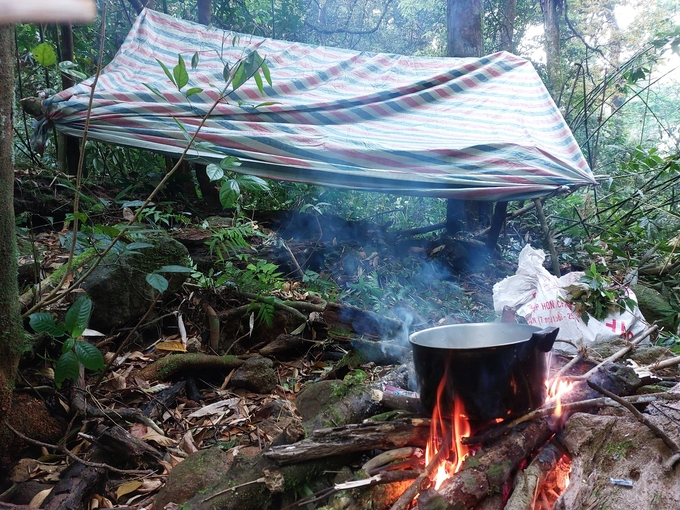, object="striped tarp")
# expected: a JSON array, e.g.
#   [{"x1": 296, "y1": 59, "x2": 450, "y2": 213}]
[{"x1": 43, "y1": 8, "x2": 596, "y2": 201}]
